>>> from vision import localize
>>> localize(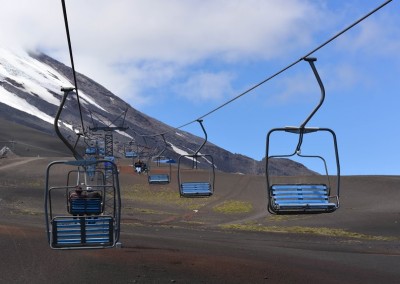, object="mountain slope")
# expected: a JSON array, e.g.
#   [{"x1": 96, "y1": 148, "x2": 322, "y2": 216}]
[
  {"x1": 0, "y1": 48, "x2": 313, "y2": 175},
  {"x1": 0, "y1": 117, "x2": 70, "y2": 157}
]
